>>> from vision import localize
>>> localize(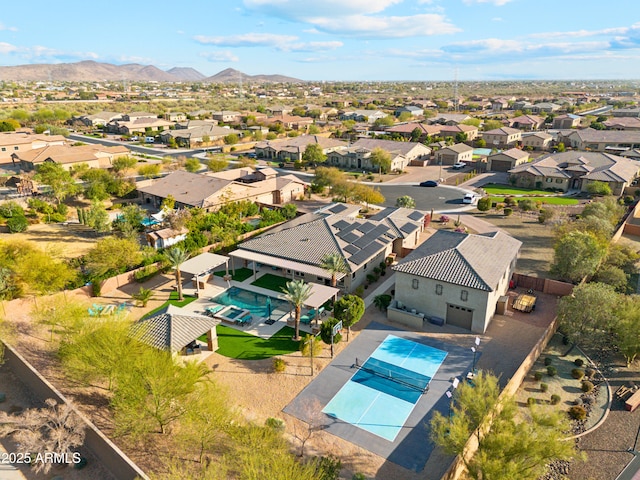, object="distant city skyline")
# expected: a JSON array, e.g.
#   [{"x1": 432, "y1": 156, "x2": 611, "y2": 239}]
[{"x1": 1, "y1": 1, "x2": 639, "y2": 81}]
